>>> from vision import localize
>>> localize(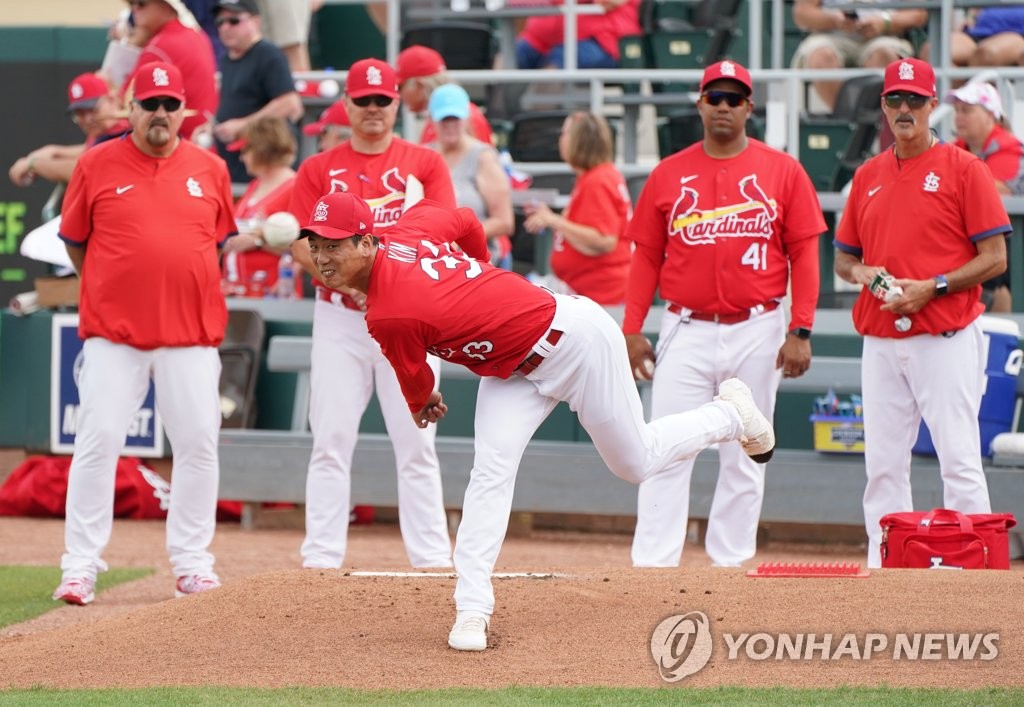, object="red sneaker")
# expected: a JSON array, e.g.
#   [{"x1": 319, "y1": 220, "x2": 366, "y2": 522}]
[{"x1": 52, "y1": 577, "x2": 95, "y2": 605}]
